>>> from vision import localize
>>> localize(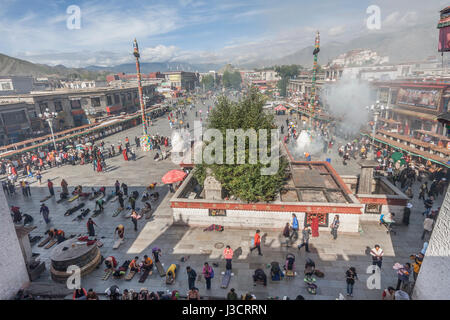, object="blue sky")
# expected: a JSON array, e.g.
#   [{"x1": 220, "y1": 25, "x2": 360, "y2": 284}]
[{"x1": 0, "y1": 0, "x2": 446, "y2": 67}]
